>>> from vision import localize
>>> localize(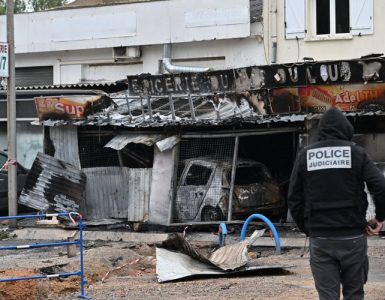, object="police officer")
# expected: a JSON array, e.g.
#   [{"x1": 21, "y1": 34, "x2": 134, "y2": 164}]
[{"x1": 288, "y1": 107, "x2": 385, "y2": 300}]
